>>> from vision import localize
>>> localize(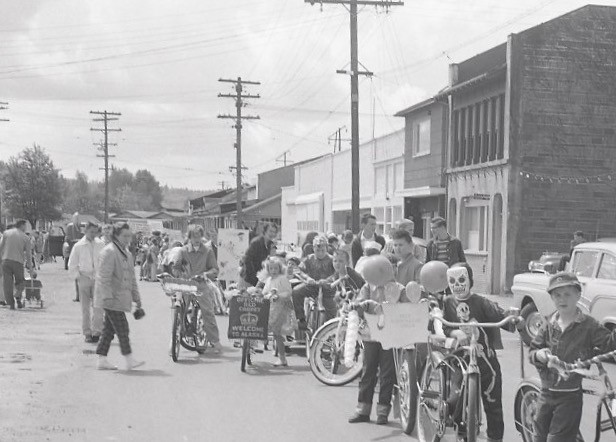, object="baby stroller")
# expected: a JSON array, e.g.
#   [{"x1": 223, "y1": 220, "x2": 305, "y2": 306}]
[{"x1": 24, "y1": 277, "x2": 44, "y2": 308}]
